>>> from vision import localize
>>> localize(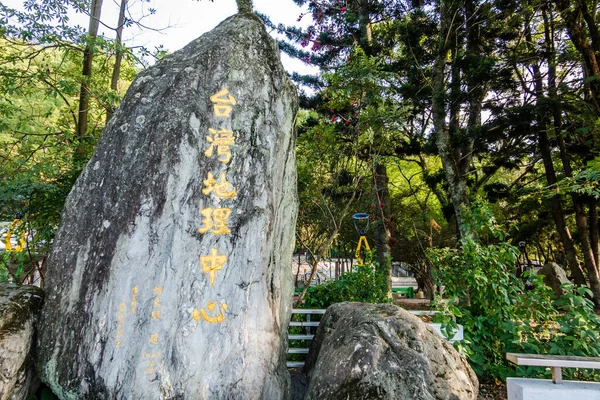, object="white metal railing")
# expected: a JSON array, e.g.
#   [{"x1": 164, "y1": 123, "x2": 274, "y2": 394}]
[
  {"x1": 286, "y1": 308, "x2": 464, "y2": 368},
  {"x1": 287, "y1": 309, "x2": 325, "y2": 368}
]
